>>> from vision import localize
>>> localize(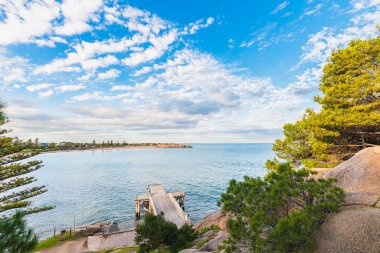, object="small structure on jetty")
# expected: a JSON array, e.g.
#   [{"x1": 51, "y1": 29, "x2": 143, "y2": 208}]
[{"x1": 136, "y1": 184, "x2": 190, "y2": 227}]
